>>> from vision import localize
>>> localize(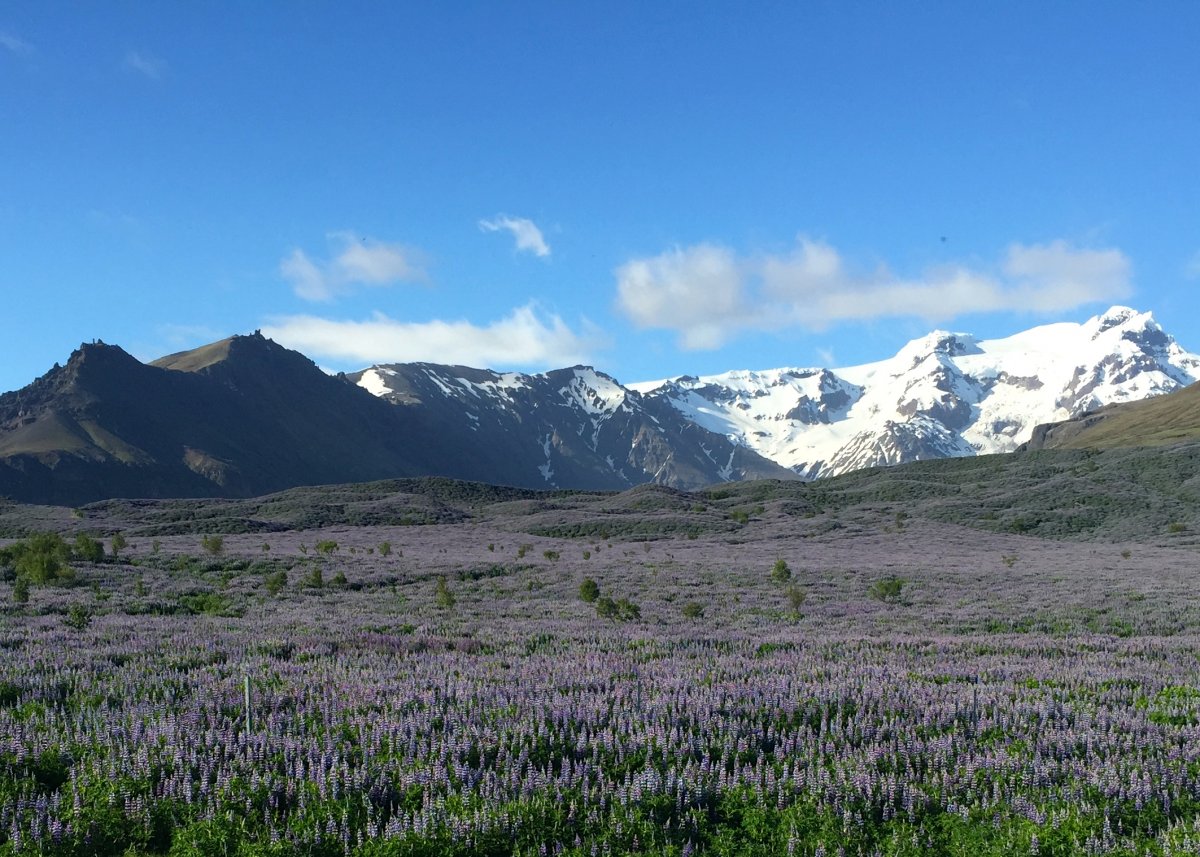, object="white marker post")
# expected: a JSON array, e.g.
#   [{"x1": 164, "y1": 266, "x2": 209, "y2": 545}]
[{"x1": 244, "y1": 674, "x2": 253, "y2": 734}]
